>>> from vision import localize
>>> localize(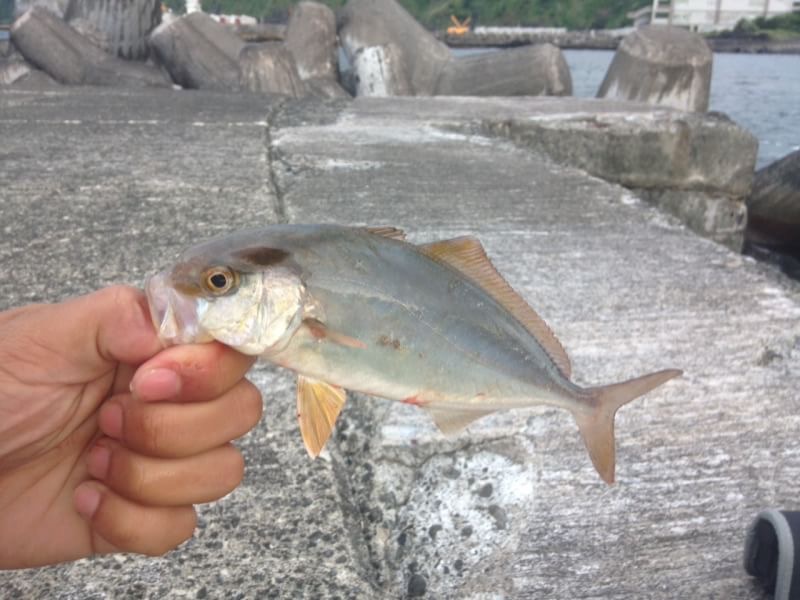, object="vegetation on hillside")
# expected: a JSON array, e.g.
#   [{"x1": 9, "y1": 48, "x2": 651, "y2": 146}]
[
  {"x1": 164, "y1": 0, "x2": 651, "y2": 29},
  {"x1": 708, "y1": 12, "x2": 800, "y2": 40},
  {"x1": 748, "y1": 11, "x2": 800, "y2": 32},
  {"x1": 0, "y1": 0, "x2": 14, "y2": 24},
  {"x1": 426, "y1": 0, "x2": 651, "y2": 29}
]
